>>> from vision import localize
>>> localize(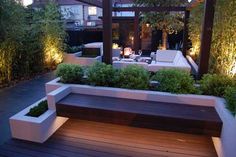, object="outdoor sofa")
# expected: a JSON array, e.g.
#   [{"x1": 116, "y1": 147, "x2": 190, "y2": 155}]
[{"x1": 113, "y1": 50, "x2": 191, "y2": 72}]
